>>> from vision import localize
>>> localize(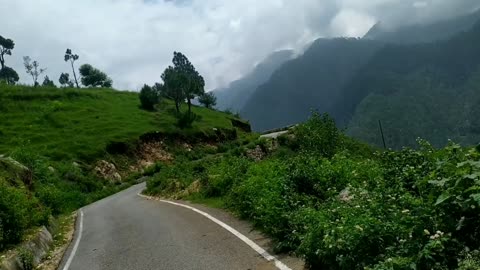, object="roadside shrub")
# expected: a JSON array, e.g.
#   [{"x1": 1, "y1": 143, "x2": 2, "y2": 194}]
[
  {"x1": 228, "y1": 160, "x2": 291, "y2": 239},
  {"x1": 292, "y1": 111, "x2": 340, "y2": 158},
  {"x1": 0, "y1": 181, "x2": 49, "y2": 251},
  {"x1": 203, "y1": 156, "x2": 250, "y2": 197}
]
